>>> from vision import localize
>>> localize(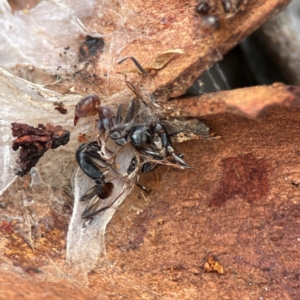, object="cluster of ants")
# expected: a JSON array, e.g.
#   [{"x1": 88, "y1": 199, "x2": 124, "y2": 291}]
[
  {"x1": 74, "y1": 0, "x2": 249, "y2": 224},
  {"x1": 195, "y1": 0, "x2": 248, "y2": 29},
  {"x1": 74, "y1": 60, "x2": 192, "y2": 224}
]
